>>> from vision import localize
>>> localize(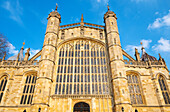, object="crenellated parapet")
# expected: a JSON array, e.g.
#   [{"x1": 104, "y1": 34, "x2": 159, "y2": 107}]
[
  {"x1": 124, "y1": 59, "x2": 167, "y2": 69},
  {"x1": 0, "y1": 60, "x2": 39, "y2": 68}
]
